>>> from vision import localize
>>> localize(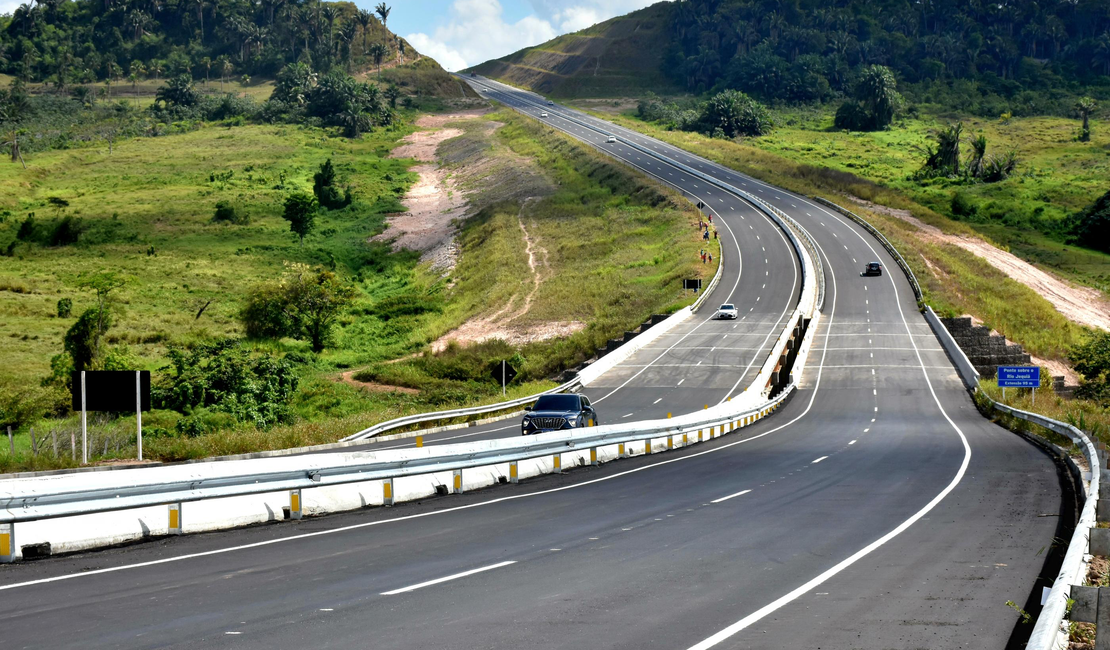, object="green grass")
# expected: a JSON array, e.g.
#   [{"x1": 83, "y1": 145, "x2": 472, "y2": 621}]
[
  {"x1": 0, "y1": 106, "x2": 712, "y2": 470},
  {"x1": 575, "y1": 107, "x2": 1093, "y2": 361}
]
